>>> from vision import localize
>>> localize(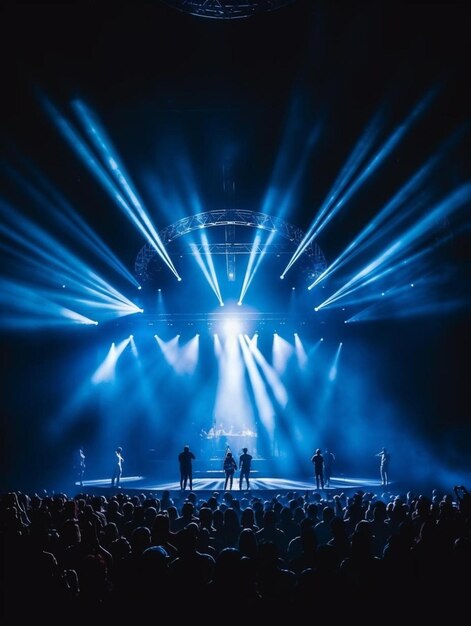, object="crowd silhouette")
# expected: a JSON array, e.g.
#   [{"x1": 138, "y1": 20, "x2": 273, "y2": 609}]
[{"x1": 1, "y1": 484, "x2": 470, "y2": 619}]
